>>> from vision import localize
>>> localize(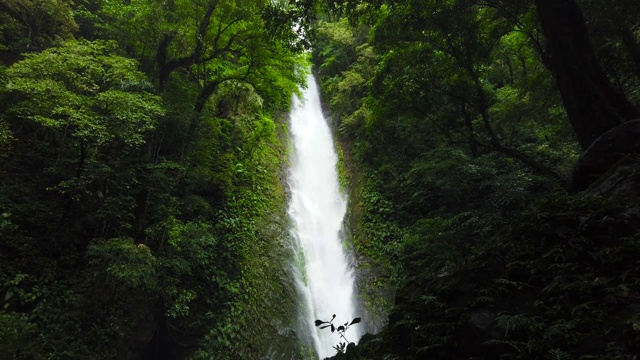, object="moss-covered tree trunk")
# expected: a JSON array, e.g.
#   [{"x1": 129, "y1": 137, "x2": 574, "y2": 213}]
[{"x1": 534, "y1": 0, "x2": 639, "y2": 150}]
